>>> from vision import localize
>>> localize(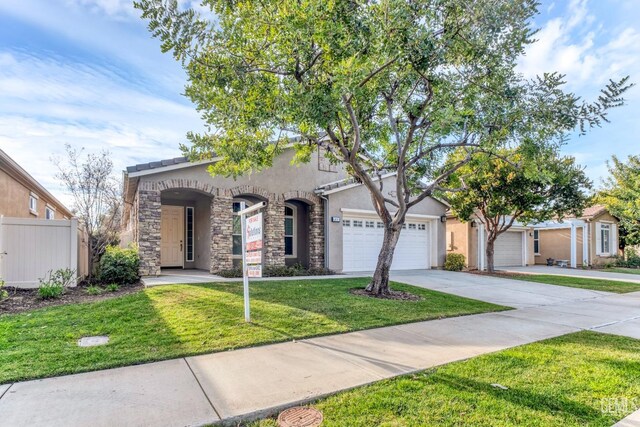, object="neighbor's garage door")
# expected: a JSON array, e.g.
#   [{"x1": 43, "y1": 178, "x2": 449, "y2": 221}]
[
  {"x1": 494, "y1": 231, "x2": 524, "y2": 267},
  {"x1": 342, "y1": 218, "x2": 431, "y2": 272}
]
